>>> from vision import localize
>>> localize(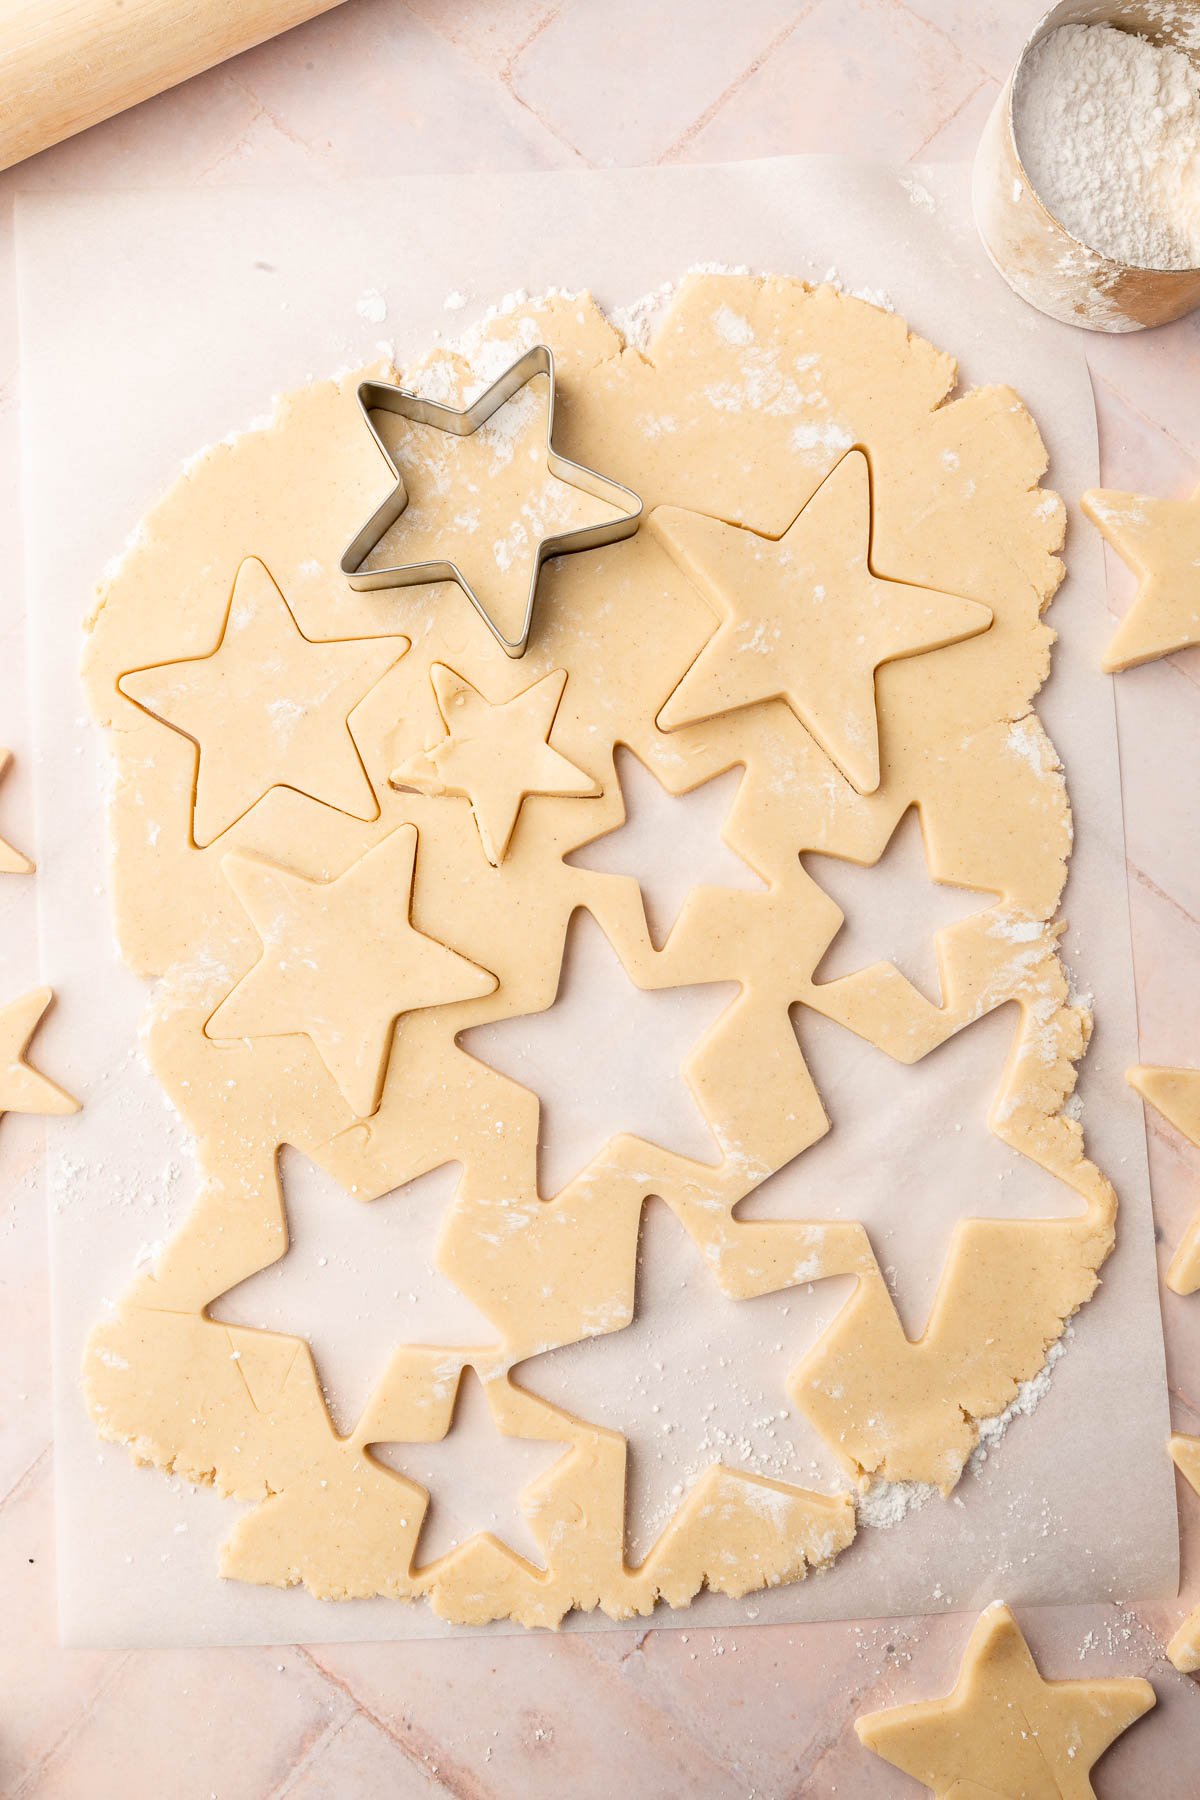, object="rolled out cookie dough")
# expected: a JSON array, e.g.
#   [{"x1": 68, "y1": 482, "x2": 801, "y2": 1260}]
[{"x1": 81, "y1": 275, "x2": 1113, "y2": 1623}]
